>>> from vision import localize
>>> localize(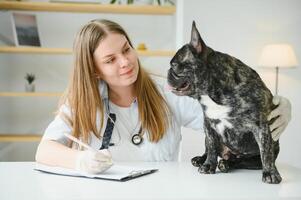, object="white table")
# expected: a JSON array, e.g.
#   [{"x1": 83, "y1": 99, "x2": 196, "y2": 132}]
[{"x1": 0, "y1": 162, "x2": 301, "y2": 200}]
